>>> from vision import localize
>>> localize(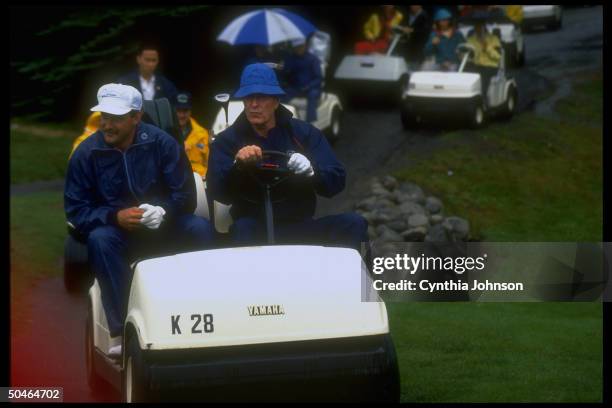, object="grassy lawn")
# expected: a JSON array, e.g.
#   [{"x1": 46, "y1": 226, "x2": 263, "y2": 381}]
[
  {"x1": 10, "y1": 120, "x2": 78, "y2": 184},
  {"x1": 389, "y1": 72, "x2": 603, "y2": 402},
  {"x1": 10, "y1": 192, "x2": 66, "y2": 302}
]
